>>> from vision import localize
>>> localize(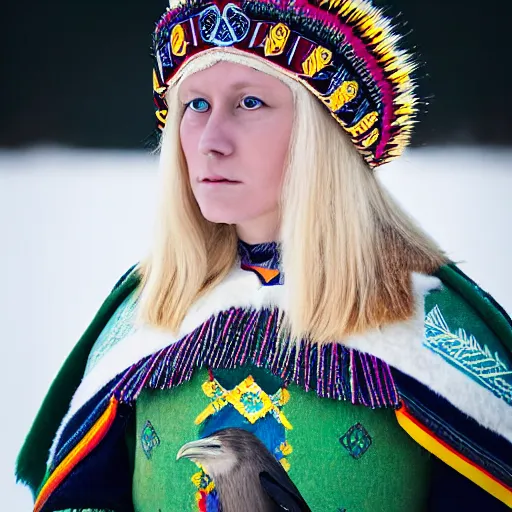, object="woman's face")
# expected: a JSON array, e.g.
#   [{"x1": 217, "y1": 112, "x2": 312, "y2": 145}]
[{"x1": 179, "y1": 61, "x2": 294, "y2": 241}]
